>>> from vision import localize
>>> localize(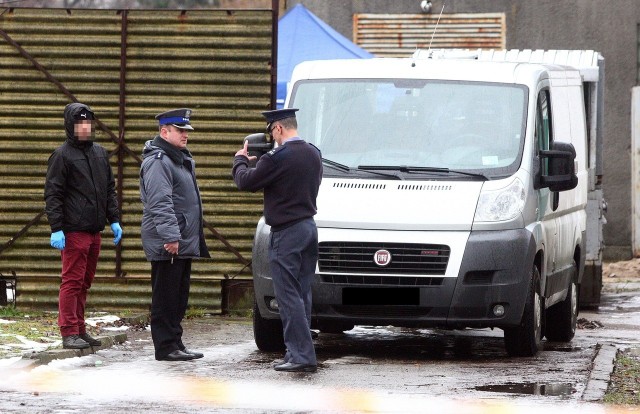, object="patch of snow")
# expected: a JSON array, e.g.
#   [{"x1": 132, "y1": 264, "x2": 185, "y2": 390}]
[
  {"x1": 102, "y1": 325, "x2": 129, "y2": 332},
  {"x1": 34, "y1": 356, "x2": 86, "y2": 372},
  {"x1": 0, "y1": 334, "x2": 61, "y2": 351},
  {"x1": 85, "y1": 315, "x2": 120, "y2": 327},
  {"x1": 0, "y1": 319, "x2": 16, "y2": 324},
  {"x1": 0, "y1": 356, "x2": 21, "y2": 367}
]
